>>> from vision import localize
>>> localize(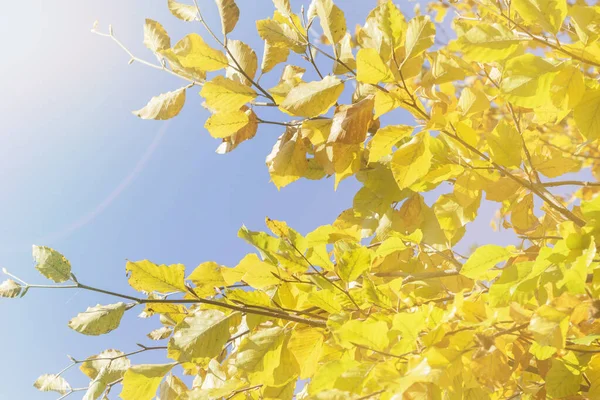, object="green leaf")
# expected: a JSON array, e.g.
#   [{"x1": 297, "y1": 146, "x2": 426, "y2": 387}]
[
  {"x1": 32, "y1": 245, "x2": 72, "y2": 283},
  {"x1": 120, "y1": 363, "x2": 176, "y2": 400},
  {"x1": 68, "y1": 302, "x2": 128, "y2": 336},
  {"x1": 459, "y1": 245, "x2": 512, "y2": 280}
]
